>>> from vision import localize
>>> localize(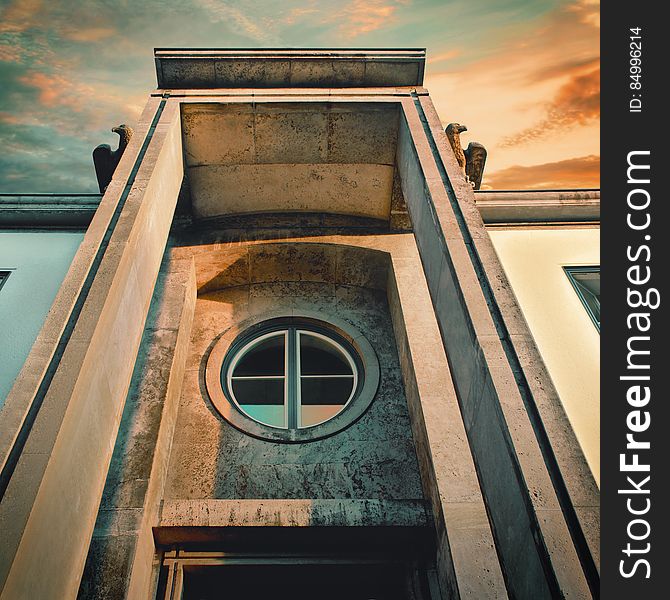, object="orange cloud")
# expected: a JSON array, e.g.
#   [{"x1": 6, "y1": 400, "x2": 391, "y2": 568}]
[
  {"x1": 501, "y1": 67, "x2": 599, "y2": 147},
  {"x1": 427, "y1": 49, "x2": 462, "y2": 65},
  {"x1": 567, "y1": 0, "x2": 600, "y2": 28},
  {"x1": 0, "y1": 0, "x2": 43, "y2": 34},
  {"x1": 527, "y1": 56, "x2": 599, "y2": 85},
  {"x1": 484, "y1": 155, "x2": 600, "y2": 189},
  {"x1": 0, "y1": 43, "x2": 23, "y2": 63},
  {"x1": 0, "y1": 111, "x2": 23, "y2": 125},
  {"x1": 281, "y1": 4, "x2": 319, "y2": 26},
  {"x1": 19, "y1": 72, "x2": 94, "y2": 111},
  {"x1": 16, "y1": 70, "x2": 144, "y2": 133},
  {"x1": 61, "y1": 27, "x2": 116, "y2": 42},
  {"x1": 332, "y1": 0, "x2": 409, "y2": 38}
]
